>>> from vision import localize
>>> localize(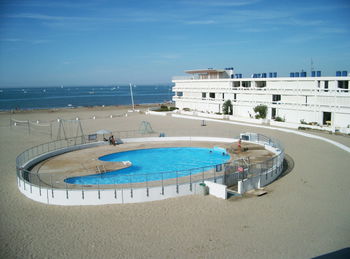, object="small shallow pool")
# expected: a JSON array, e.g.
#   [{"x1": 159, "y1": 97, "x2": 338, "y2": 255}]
[{"x1": 65, "y1": 147, "x2": 230, "y2": 185}]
